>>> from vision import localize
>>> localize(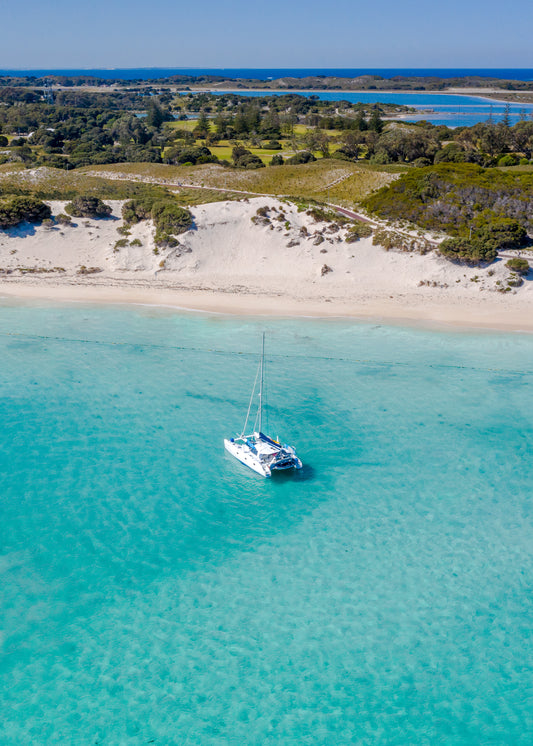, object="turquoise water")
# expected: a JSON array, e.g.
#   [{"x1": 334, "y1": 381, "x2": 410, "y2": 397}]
[{"x1": 1, "y1": 302, "x2": 533, "y2": 744}]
